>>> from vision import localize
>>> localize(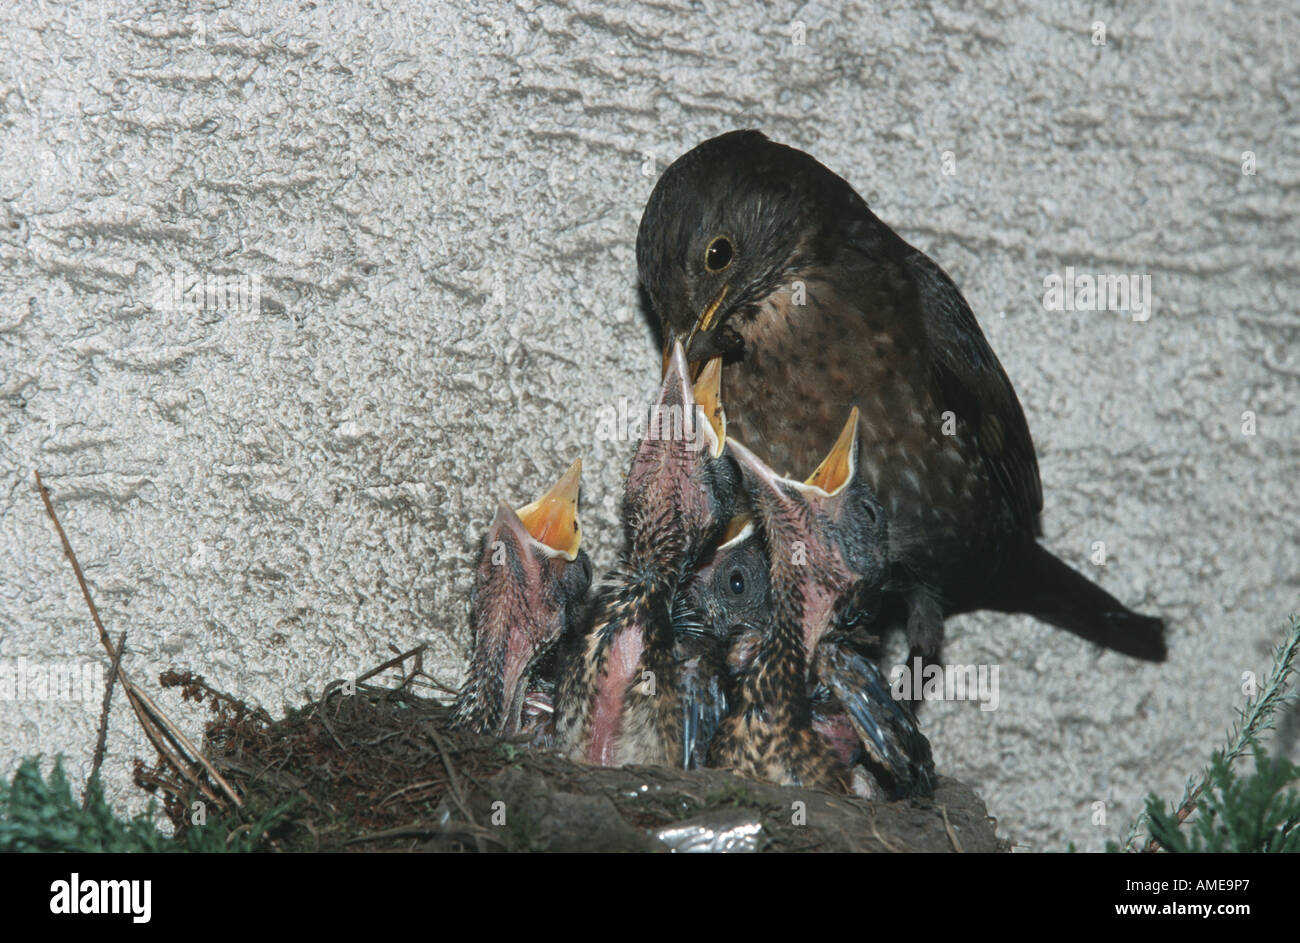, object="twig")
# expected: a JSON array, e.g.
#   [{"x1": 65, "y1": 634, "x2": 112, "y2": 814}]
[
  {"x1": 867, "y1": 807, "x2": 903, "y2": 853},
  {"x1": 130, "y1": 690, "x2": 222, "y2": 806},
  {"x1": 128, "y1": 681, "x2": 243, "y2": 808},
  {"x1": 84, "y1": 630, "x2": 127, "y2": 808},
  {"x1": 425, "y1": 724, "x2": 485, "y2": 852},
  {"x1": 36, "y1": 471, "x2": 118, "y2": 666},
  {"x1": 356, "y1": 644, "x2": 427, "y2": 685},
  {"x1": 36, "y1": 471, "x2": 242, "y2": 810},
  {"x1": 377, "y1": 778, "x2": 444, "y2": 809},
  {"x1": 940, "y1": 804, "x2": 965, "y2": 853},
  {"x1": 344, "y1": 822, "x2": 501, "y2": 847},
  {"x1": 159, "y1": 671, "x2": 274, "y2": 725}
]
